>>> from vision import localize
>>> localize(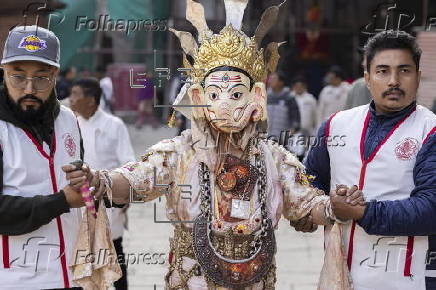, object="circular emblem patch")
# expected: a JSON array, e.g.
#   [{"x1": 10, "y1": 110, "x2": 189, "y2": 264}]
[
  {"x1": 395, "y1": 137, "x2": 418, "y2": 161},
  {"x1": 18, "y1": 35, "x2": 47, "y2": 52},
  {"x1": 63, "y1": 133, "x2": 77, "y2": 157}
]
